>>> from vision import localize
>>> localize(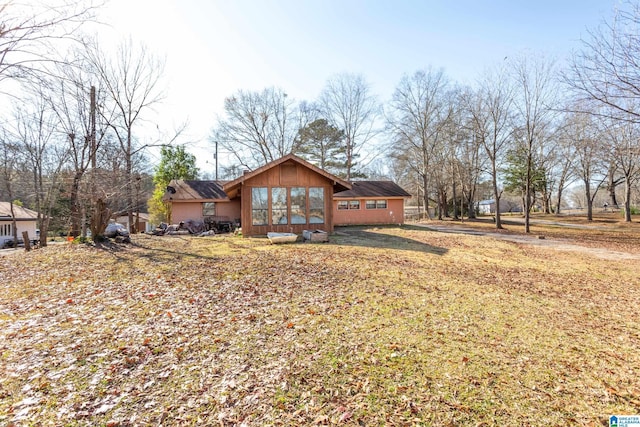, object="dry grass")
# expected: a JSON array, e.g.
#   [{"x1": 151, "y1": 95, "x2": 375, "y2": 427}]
[
  {"x1": 1, "y1": 226, "x2": 639, "y2": 426},
  {"x1": 439, "y1": 212, "x2": 640, "y2": 253}
]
